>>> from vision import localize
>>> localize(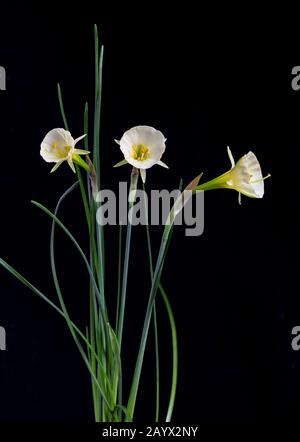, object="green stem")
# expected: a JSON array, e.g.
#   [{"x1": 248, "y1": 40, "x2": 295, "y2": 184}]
[
  {"x1": 117, "y1": 167, "x2": 139, "y2": 412},
  {"x1": 0, "y1": 257, "x2": 102, "y2": 364},
  {"x1": 31, "y1": 201, "x2": 105, "y2": 324},
  {"x1": 73, "y1": 154, "x2": 91, "y2": 173},
  {"x1": 126, "y1": 231, "x2": 169, "y2": 421},
  {"x1": 49, "y1": 184, "x2": 113, "y2": 409},
  {"x1": 153, "y1": 304, "x2": 160, "y2": 421},
  {"x1": 158, "y1": 283, "x2": 178, "y2": 422},
  {"x1": 57, "y1": 84, "x2": 106, "y2": 421},
  {"x1": 57, "y1": 83, "x2": 69, "y2": 131},
  {"x1": 117, "y1": 167, "x2": 139, "y2": 348},
  {"x1": 142, "y1": 183, "x2": 160, "y2": 422},
  {"x1": 194, "y1": 170, "x2": 231, "y2": 192},
  {"x1": 143, "y1": 182, "x2": 178, "y2": 422},
  {"x1": 126, "y1": 186, "x2": 182, "y2": 420},
  {"x1": 57, "y1": 84, "x2": 91, "y2": 231},
  {"x1": 83, "y1": 99, "x2": 103, "y2": 420},
  {"x1": 89, "y1": 284, "x2": 100, "y2": 421},
  {"x1": 93, "y1": 26, "x2": 105, "y2": 301},
  {"x1": 76, "y1": 164, "x2": 91, "y2": 229},
  {"x1": 115, "y1": 224, "x2": 123, "y2": 331}
]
